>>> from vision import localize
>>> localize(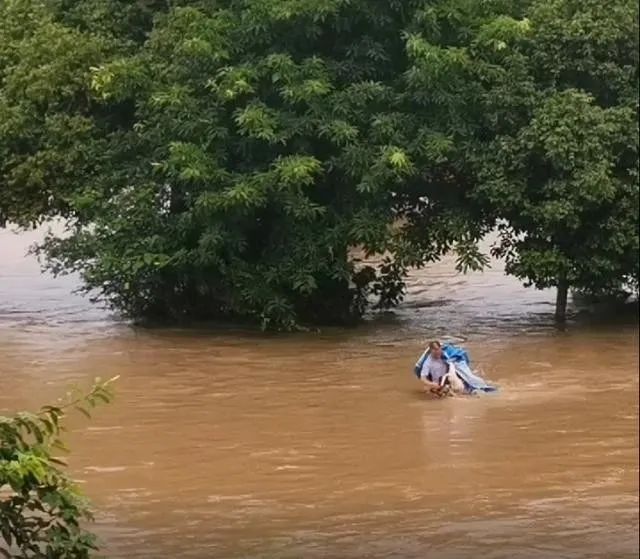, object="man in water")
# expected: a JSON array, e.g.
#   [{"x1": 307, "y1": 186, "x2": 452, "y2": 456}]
[{"x1": 418, "y1": 341, "x2": 465, "y2": 397}]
